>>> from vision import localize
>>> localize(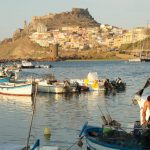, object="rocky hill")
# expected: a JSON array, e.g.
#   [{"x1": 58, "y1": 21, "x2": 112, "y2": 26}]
[
  {"x1": 28, "y1": 8, "x2": 100, "y2": 32},
  {"x1": 0, "y1": 36, "x2": 59, "y2": 61}
]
